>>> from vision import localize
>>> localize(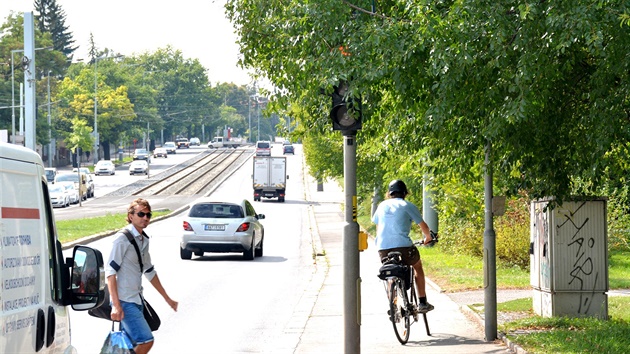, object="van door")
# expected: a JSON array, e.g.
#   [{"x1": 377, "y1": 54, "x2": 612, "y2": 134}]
[
  {"x1": 0, "y1": 154, "x2": 72, "y2": 353},
  {"x1": 1, "y1": 144, "x2": 105, "y2": 353}
]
